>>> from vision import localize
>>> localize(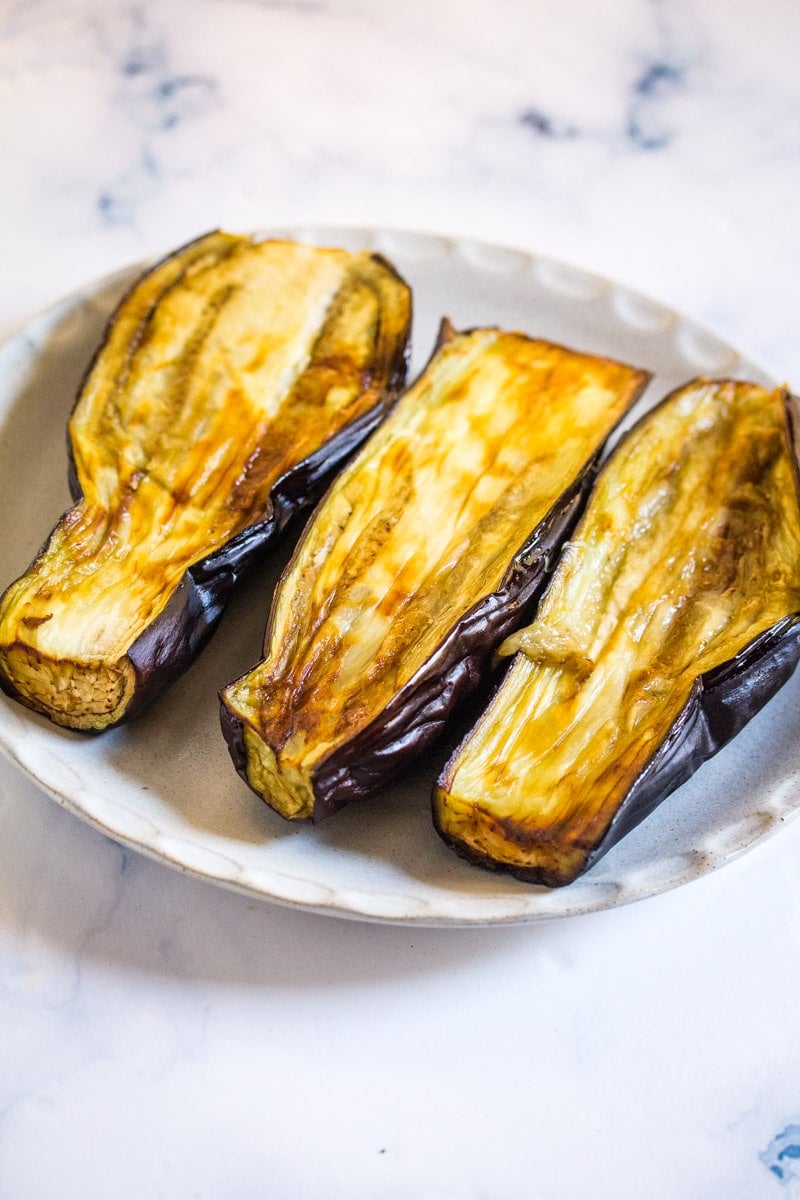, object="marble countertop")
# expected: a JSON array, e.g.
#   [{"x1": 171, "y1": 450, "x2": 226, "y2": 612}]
[{"x1": 2, "y1": 1, "x2": 800, "y2": 1196}]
